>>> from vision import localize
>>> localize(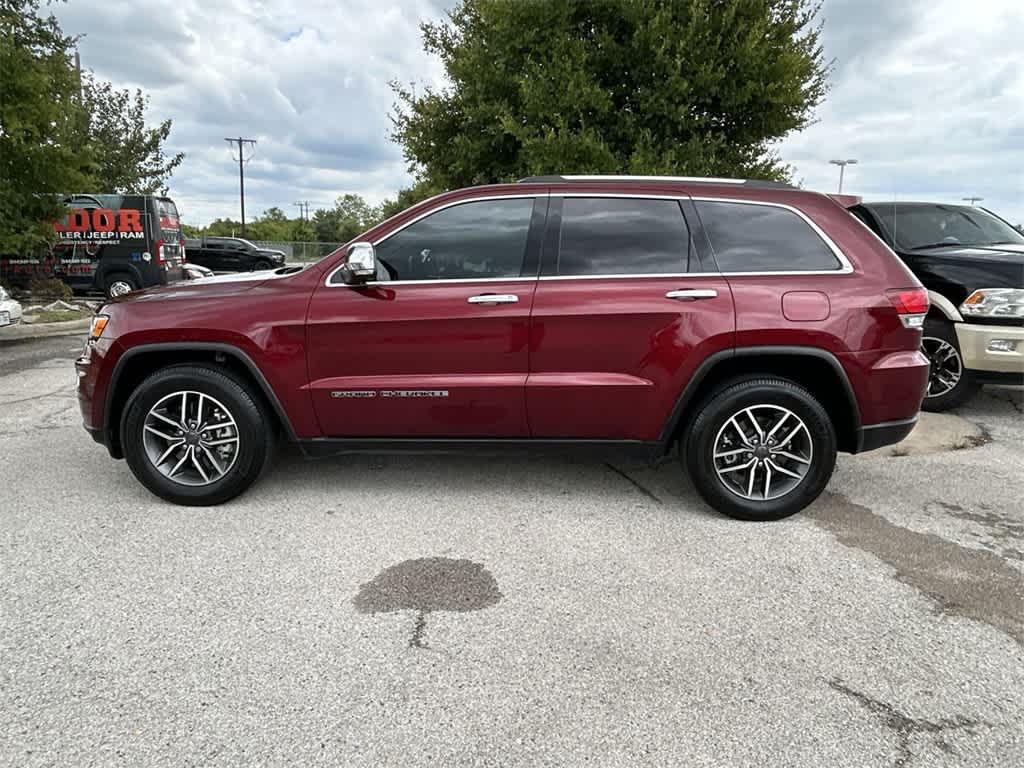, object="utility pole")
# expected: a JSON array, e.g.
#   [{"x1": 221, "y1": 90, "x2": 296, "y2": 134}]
[
  {"x1": 829, "y1": 158, "x2": 858, "y2": 194},
  {"x1": 225, "y1": 137, "x2": 257, "y2": 235},
  {"x1": 293, "y1": 201, "x2": 311, "y2": 220},
  {"x1": 962, "y1": 196, "x2": 983, "y2": 206}
]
